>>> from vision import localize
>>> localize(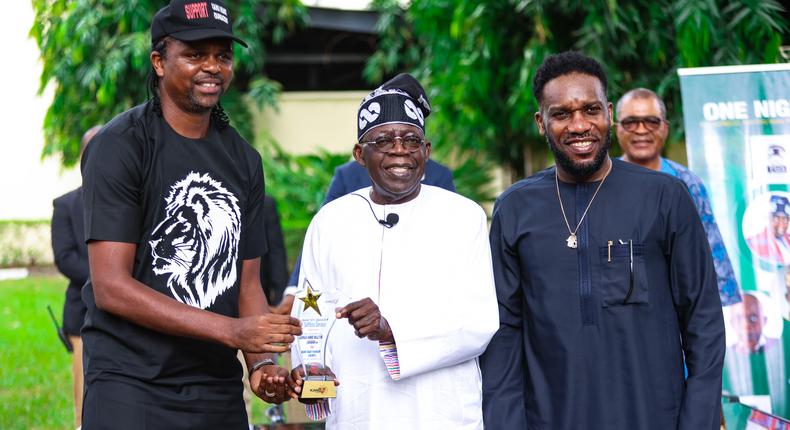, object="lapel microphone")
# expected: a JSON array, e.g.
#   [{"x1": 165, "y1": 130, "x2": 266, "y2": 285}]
[
  {"x1": 380, "y1": 213, "x2": 399, "y2": 228},
  {"x1": 352, "y1": 193, "x2": 400, "y2": 228}
]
